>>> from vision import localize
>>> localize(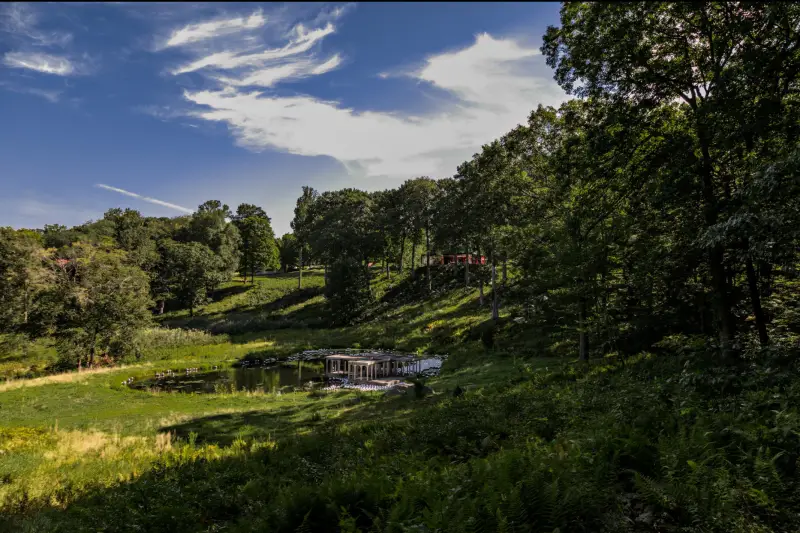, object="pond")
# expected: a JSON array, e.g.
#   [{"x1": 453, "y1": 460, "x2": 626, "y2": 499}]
[
  {"x1": 130, "y1": 351, "x2": 447, "y2": 394},
  {"x1": 131, "y1": 363, "x2": 322, "y2": 394}
]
